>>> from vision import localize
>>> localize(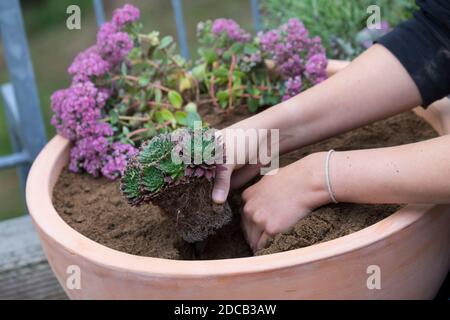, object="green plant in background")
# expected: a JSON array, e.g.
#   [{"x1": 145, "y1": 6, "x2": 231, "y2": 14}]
[
  {"x1": 106, "y1": 29, "x2": 198, "y2": 143},
  {"x1": 195, "y1": 17, "x2": 328, "y2": 112},
  {"x1": 195, "y1": 18, "x2": 279, "y2": 113},
  {"x1": 259, "y1": 0, "x2": 416, "y2": 60}
]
